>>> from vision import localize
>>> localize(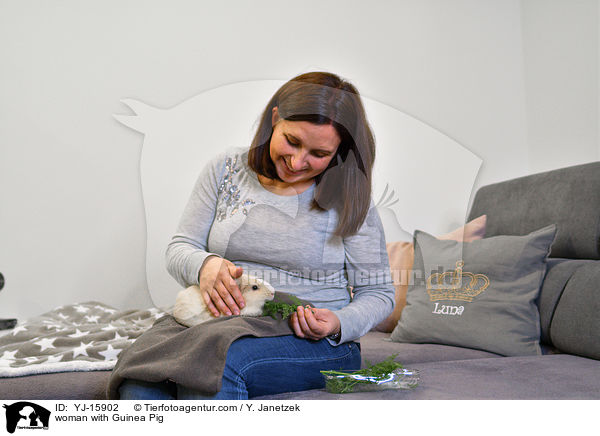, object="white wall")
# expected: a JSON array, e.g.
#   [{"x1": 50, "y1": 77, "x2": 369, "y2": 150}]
[
  {"x1": 0, "y1": 0, "x2": 597, "y2": 320},
  {"x1": 521, "y1": 0, "x2": 599, "y2": 174}
]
